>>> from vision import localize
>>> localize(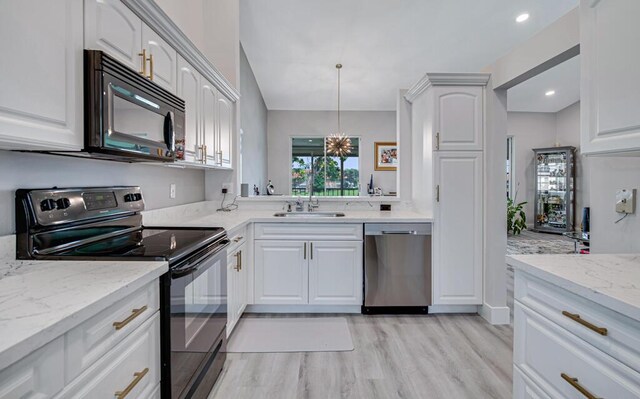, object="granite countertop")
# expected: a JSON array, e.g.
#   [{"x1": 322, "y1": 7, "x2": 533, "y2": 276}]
[
  {"x1": 0, "y1": 259, "x2": 167, "y2": 371},
  {"x1": 506, "y1": 254, "x2": 640, "y2": 322}
]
